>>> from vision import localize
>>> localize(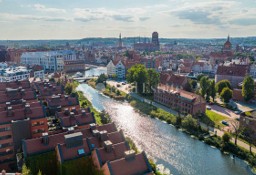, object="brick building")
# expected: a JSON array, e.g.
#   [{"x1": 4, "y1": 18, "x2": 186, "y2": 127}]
[{"x1": 154, "y1": 84, "x2": 206, "y2": 115}]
